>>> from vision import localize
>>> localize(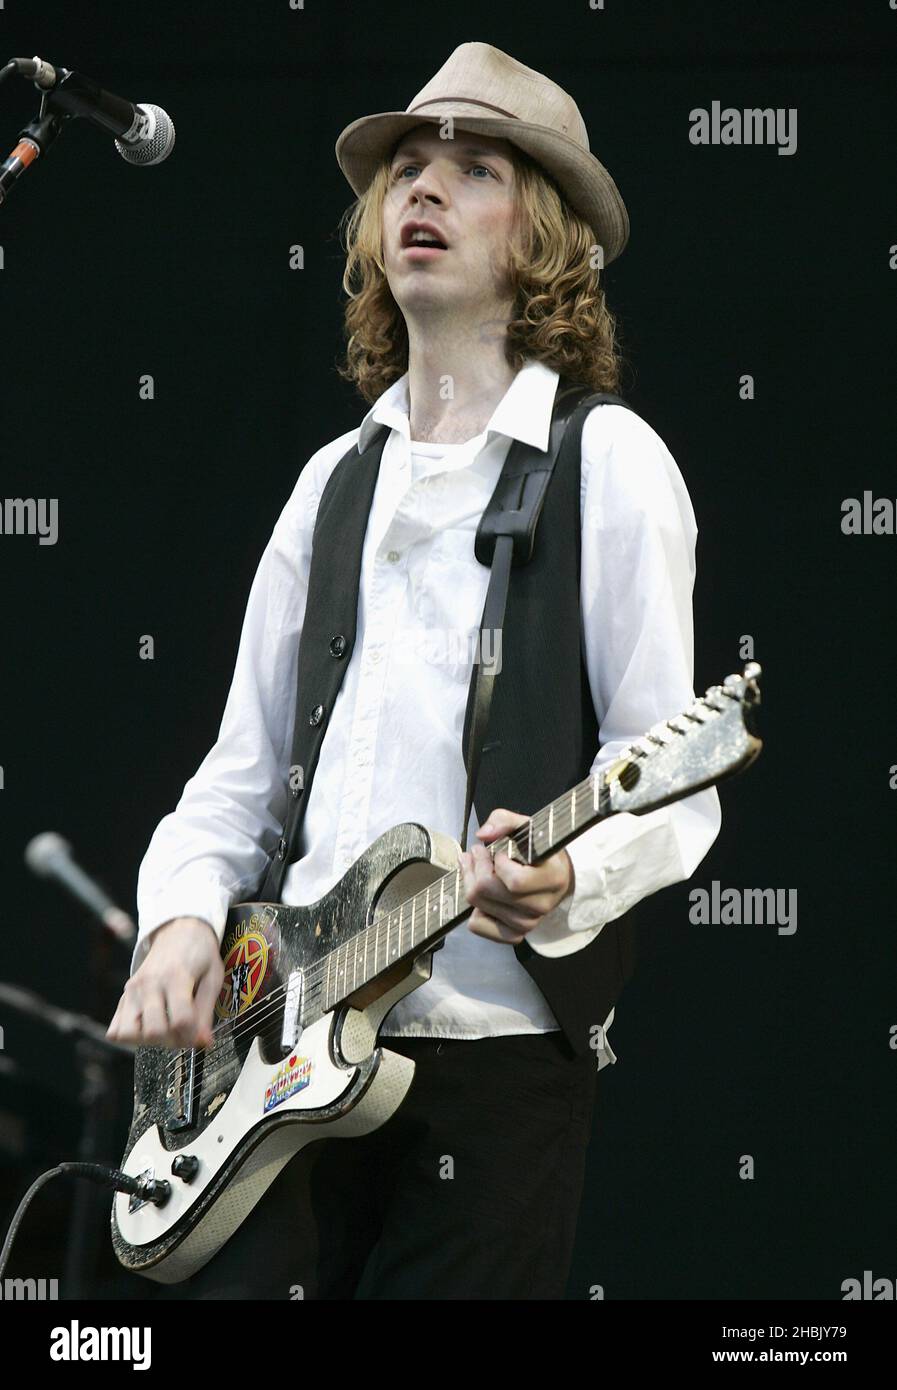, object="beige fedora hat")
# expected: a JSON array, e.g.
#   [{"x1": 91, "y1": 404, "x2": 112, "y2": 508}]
[{"x1": 335, "y1": 41, "x2": 630, "y2": 265}]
